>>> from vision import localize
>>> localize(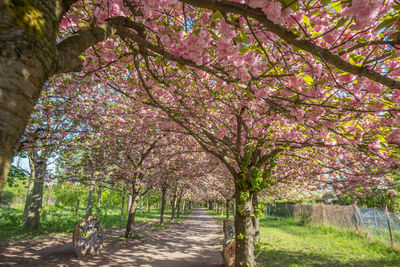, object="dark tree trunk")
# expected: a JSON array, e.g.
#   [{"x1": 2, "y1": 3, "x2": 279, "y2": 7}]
[
  {"x1": 120, "y1": 193, "x2": 125, "y2": 220},
  {"x1": 170, "y1": 189, "x2": 177, "y2": 221},
  {"x1": 160, "y1": 184, "x2": 168, "y2": 226},
  {"x1": 0, "y1": 1, "x2": 69, "y2": 196},
  {"x1": 177, "y1": 197, "x2": 182, "y2": 218},
  {"x1": 24, "y1": 151, "x2": 46, "y2": 229},
  {"x1": 234, "y1": 178, "x2": 256, "y2": 266},
  {"x1": 176, "y1": 187, "x2": 184, "y2": 218},
  {"x1": 125, "y1": 189, "x2": 140, "y2": 238},
  {"x1": 252, "y1": 194, "x2": 260, "y2": 244},
  {"x1": 75, "y1": 199, "x2": 80, "y2": 215},
  {"x1": 208, "y1": 200, "x2": 212, "y2": 210},
  {"x1": 23, "y1": 154, "x2": 35, "y2": 220},
  {"x1": 97, "y1": 188, "x2": 102, "y2": 207},
  {"x1": 86, "y1": 182, "x2": 95, "y2": 218}
]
